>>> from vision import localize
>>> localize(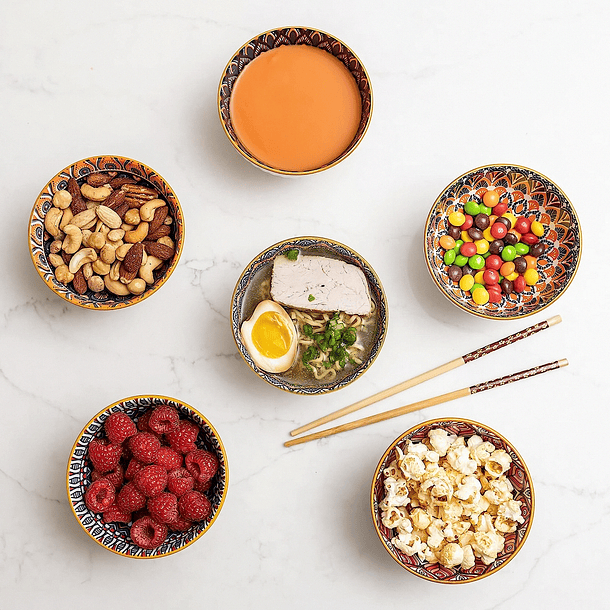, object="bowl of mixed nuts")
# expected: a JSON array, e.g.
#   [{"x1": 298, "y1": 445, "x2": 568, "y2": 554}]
[{"x1": 29, "y1": 155, "x2": 184, "y2": 309}]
